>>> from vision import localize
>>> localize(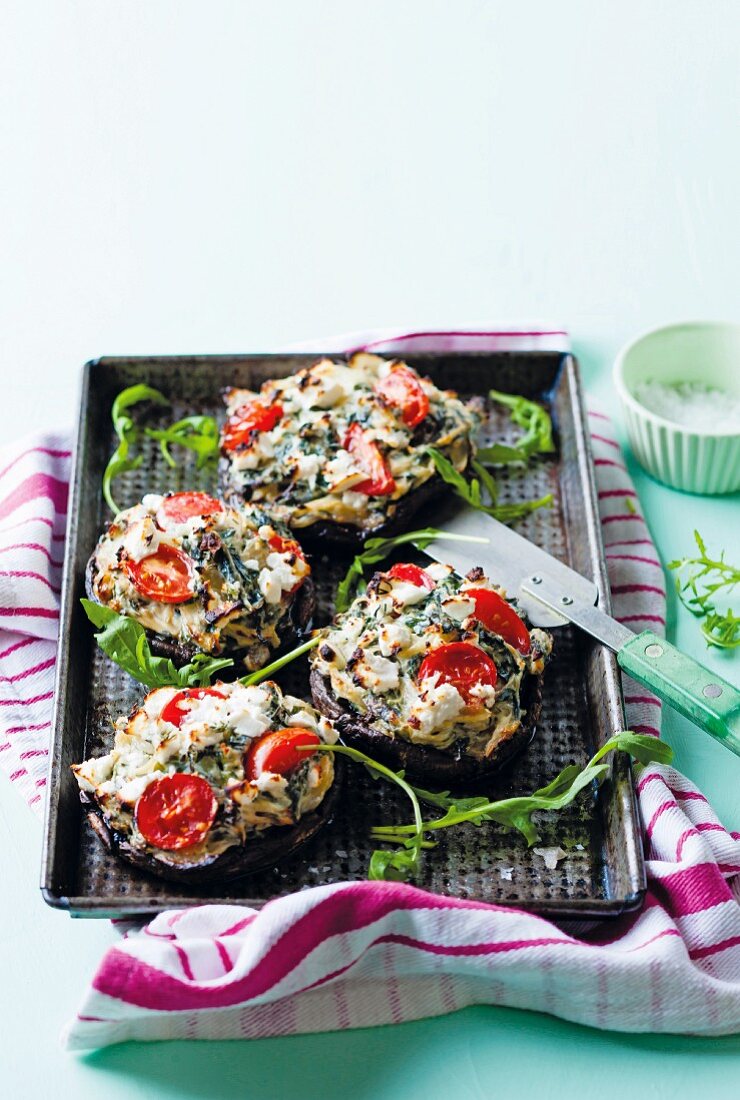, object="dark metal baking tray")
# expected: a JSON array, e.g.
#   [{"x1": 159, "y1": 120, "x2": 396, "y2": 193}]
[{"x1": 41, "y1": 351, "x2": 645, "y2": 919}]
